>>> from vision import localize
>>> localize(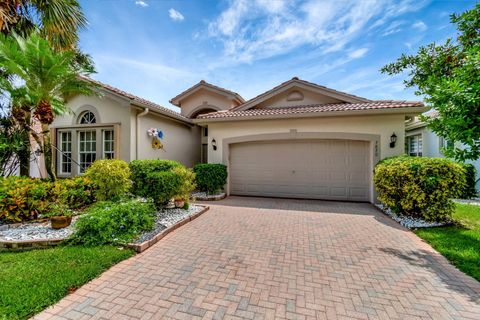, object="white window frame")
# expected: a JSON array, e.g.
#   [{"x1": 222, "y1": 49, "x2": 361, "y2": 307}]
[
  {"x1": 102, "y1": 129, "x2": 115, "y2": 159},
  {"x1": 58, "y1": 131, "x2": 72, "y2": 174},
  {"x1": 78, "y1": 130, "x2": 97, "y2": 173},
  {"x1": 407, "y1": 134, "x2": 423, "y2": 157}
]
